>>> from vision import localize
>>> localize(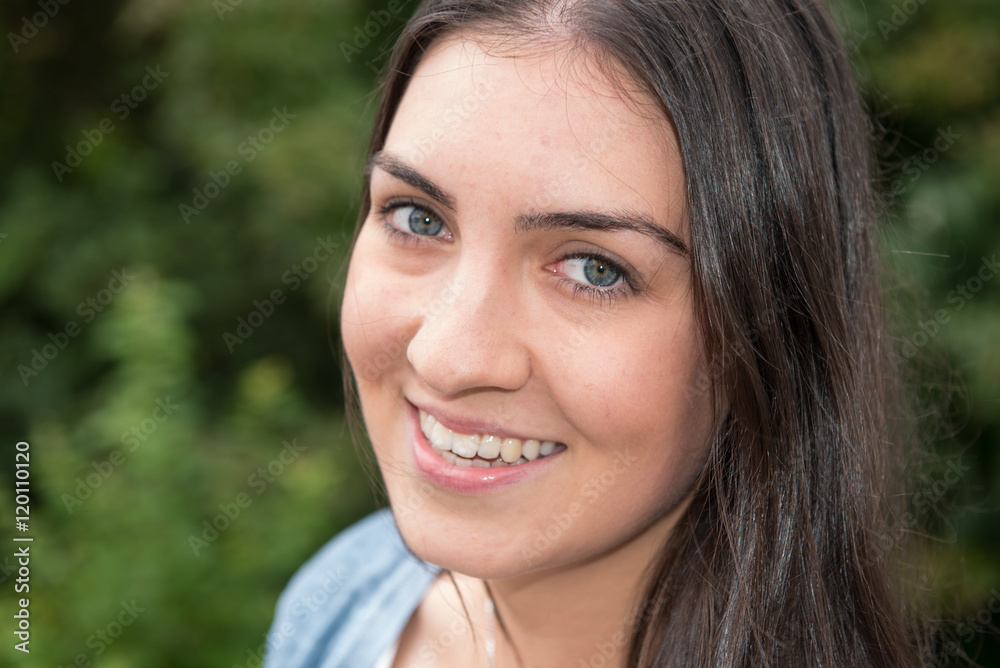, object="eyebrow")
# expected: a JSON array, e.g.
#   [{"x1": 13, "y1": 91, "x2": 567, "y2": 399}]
[
  {"x1": 367, "y1": 150, "x2": 689, "y2": 257},
  {"x1": 367, "y1": 150, "x2": 456, "y2": 211},
  {"x1": 515, "y1": 211, "x2": 689, "y2": 257}
]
